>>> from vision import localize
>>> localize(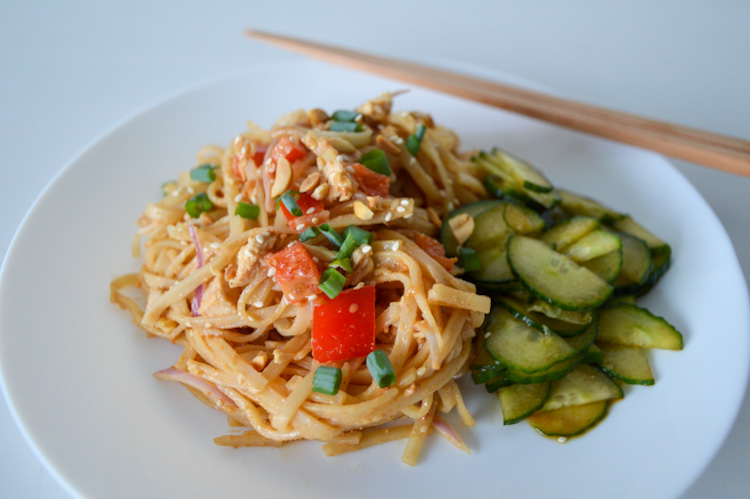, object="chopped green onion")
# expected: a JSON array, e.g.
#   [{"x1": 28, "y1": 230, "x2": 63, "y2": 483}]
[
  {"x1": 329, "y1": 121, "x2": 363, "y2": 133},
  {"x1": 366, "y1": 350, "x2": 396, "y2": 388},
  {"x1": 318, "y1": 267, "x2": 346, "y2": 299},
  {"x1": 458, "y1": 247, "x2": 482, "y2": 272},
  {"x1": 161, "y1": 180, "x2": 176, "y2": 197},
  {"x1": 185, "y1": 193, "x2": 213, "y2": 218},
  {"x1": 335, "y1": 232, "x2": 358, "y2": 260},
  {"x1": 342, "y1": 225, "x2": 373, "y2": 246},
  {"x1": 405, "y1": 123, "x2": 427, "y2": 156},
  {"x1": 234, "y1": 202, "x2": 260, "y2": 220},
  {"x1": 330, "y1": 257, "x2": 353, "y2": 273},
  {"x1": 281, "y1": 191, "x2": 303, "y2": 217},
  {"x1": 299, "y1": 226, "x2": 321, "y2": 242},
  {"x1": 360, "y1": 148, "x2": 391, "y2": 176},
  {"x1": 190, "y1": 164, "x2": 217, "y2": 183},
  {"x1": 319, "y1": 224, "x2": 344, "y2": 247},
  {"x1": 312, "y1": 365, "x2": 342, "y2": 395},
  {"x1": 331, "y1": 110, "x2": 359, "y2": 122}
]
